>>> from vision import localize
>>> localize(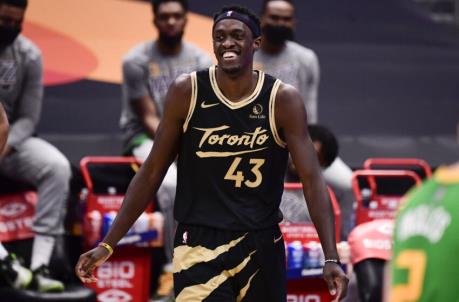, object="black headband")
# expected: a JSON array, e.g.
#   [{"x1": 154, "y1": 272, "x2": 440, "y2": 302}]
[{"x1": 213, "y1": 10, "x2": 261, "y2": 38}]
